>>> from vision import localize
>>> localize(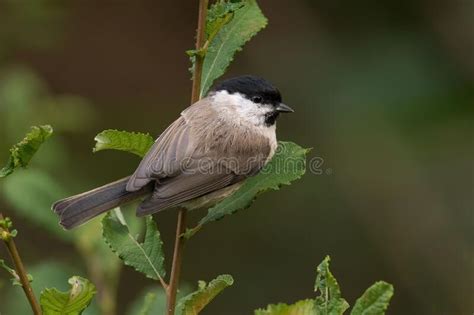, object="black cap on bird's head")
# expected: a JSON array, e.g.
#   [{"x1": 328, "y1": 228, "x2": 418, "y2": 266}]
[{"x1": 212, "y1": 75, "x2": 294, "y2": 114}]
